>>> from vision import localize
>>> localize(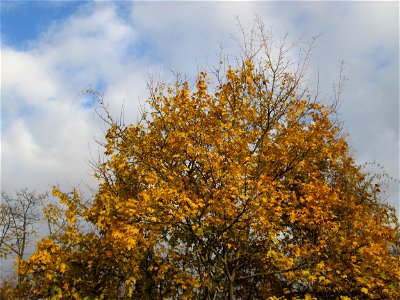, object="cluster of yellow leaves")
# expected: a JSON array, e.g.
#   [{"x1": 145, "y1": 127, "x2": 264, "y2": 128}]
[{"x1": 16, "y1": 56, "x2": 399, "y2": 299}]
